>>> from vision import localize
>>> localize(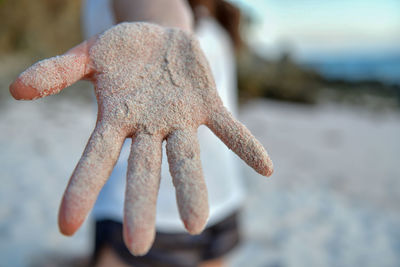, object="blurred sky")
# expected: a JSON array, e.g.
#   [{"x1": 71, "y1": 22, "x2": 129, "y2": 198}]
[{"x1": 229, "y1": 0, "x2": 400, "y2": 61}]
